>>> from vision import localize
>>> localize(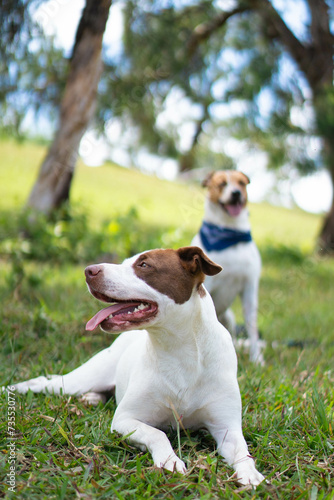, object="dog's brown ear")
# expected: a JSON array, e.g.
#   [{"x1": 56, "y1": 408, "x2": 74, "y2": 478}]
[
  {"x1": 202, "y1": 171, "x2": 215, "y2": 188},
  {"x1": 239, "y1": 171, "x2": 250, "y2": 184},
  {"x1": 177, "y1": 246, "x2": 222, "y2": 276}
]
